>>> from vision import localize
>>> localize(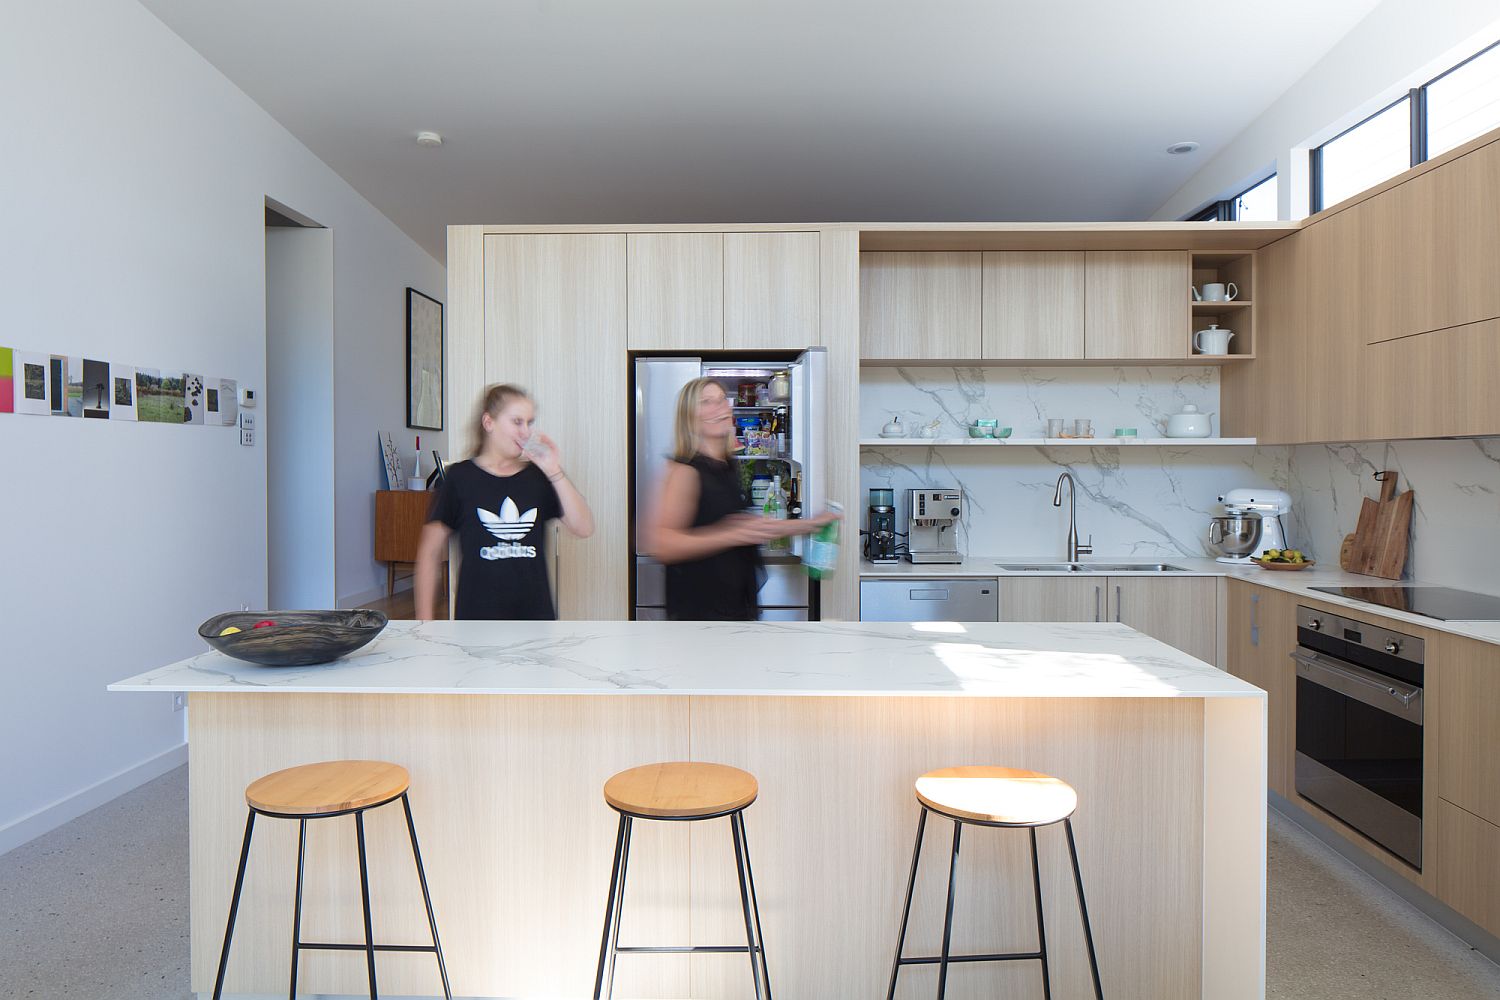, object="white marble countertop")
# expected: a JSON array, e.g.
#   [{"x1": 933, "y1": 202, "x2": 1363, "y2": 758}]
[
  {"x1": 860, "y1": 556, "x2": 1500, "y2": 645},
  {"x1": 108, "y1": 619, "x2": 1263, "y2": 699}
]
